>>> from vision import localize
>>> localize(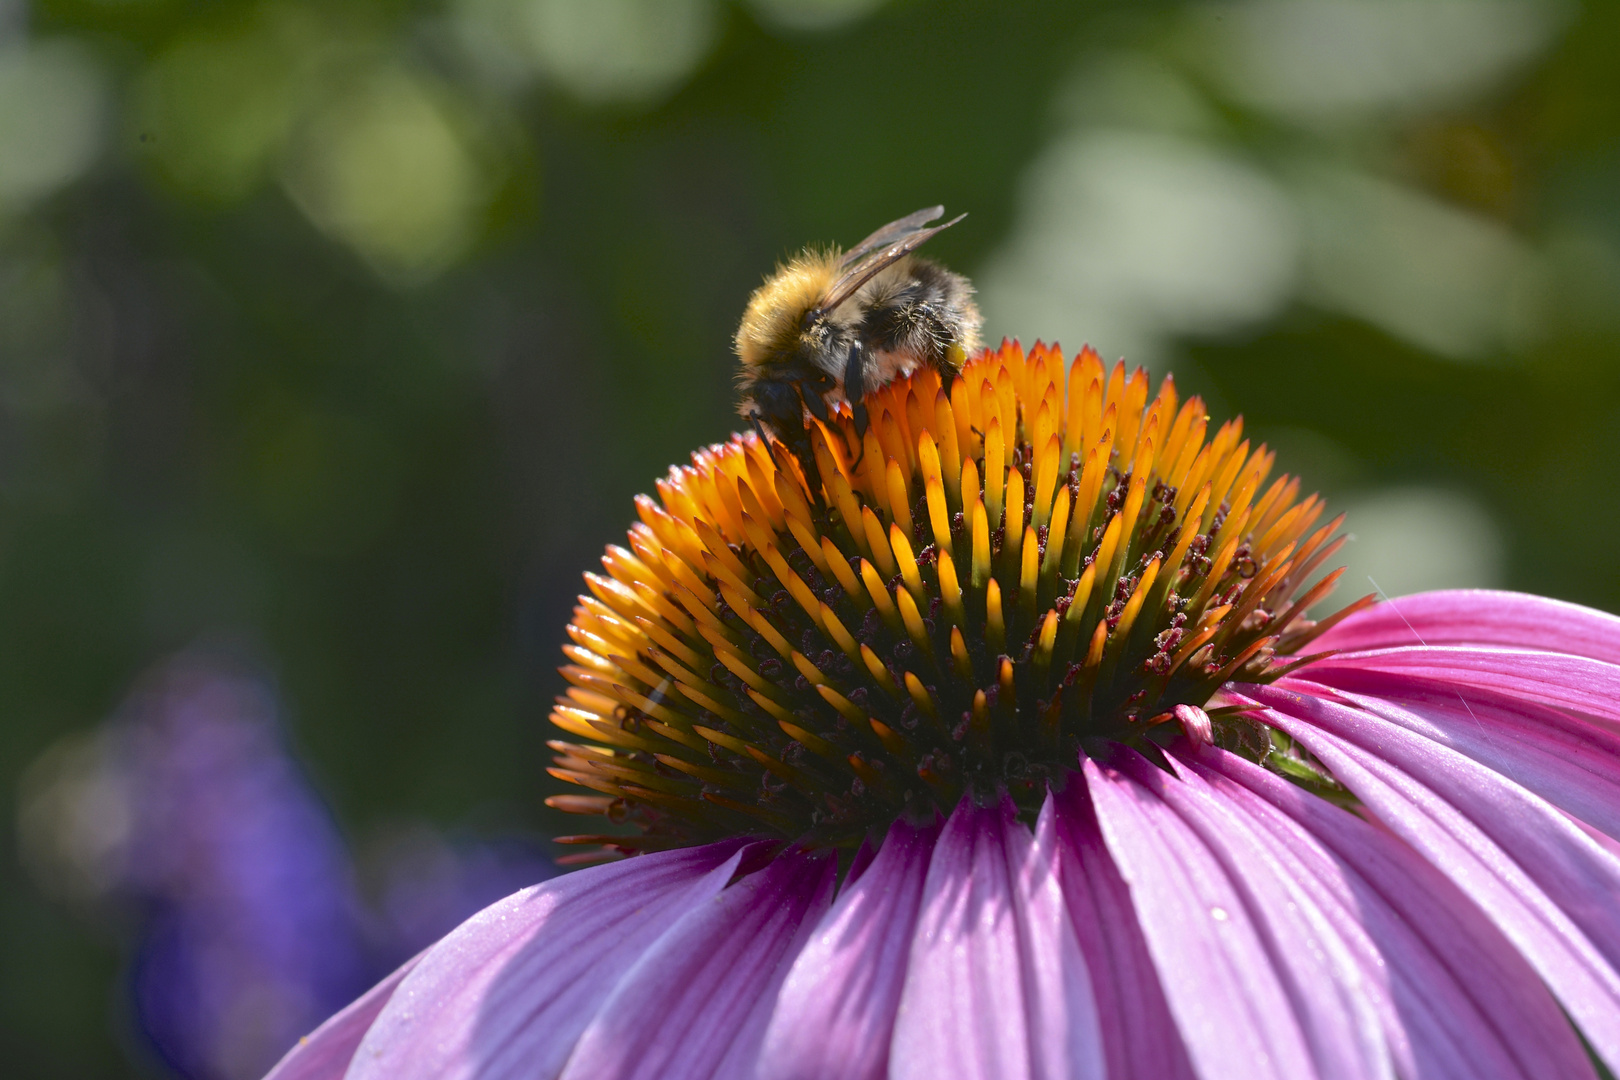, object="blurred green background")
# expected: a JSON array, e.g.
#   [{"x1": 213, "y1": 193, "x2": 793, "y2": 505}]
[{"x1": 2, "y1": 0, "x2": 1617, "y2": 1075}]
